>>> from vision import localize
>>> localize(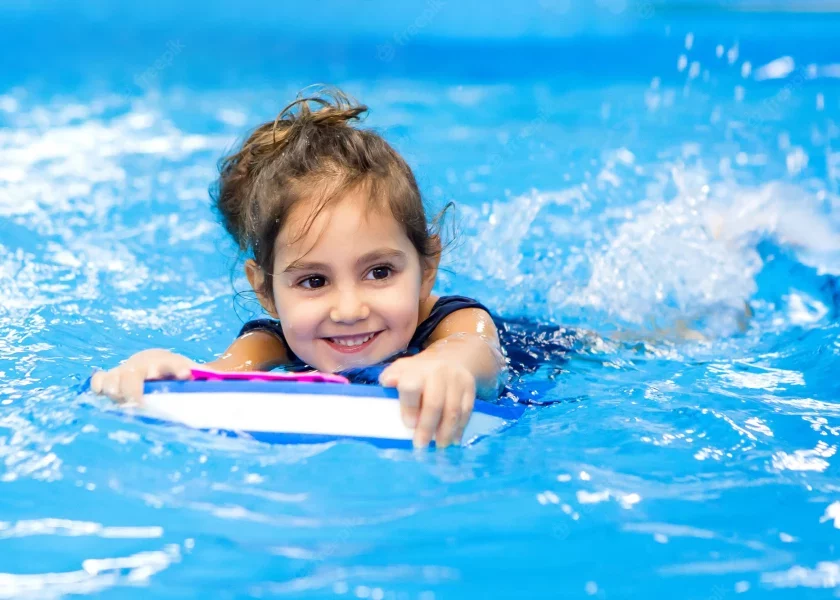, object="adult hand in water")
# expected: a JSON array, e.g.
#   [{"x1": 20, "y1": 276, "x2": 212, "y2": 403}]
[
  {"x1": 379, "y1": 354, "x2": 476, "y2": 449},
  {"x1": 90, "y1": 349, "x2": 197, "y2": 405}
]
